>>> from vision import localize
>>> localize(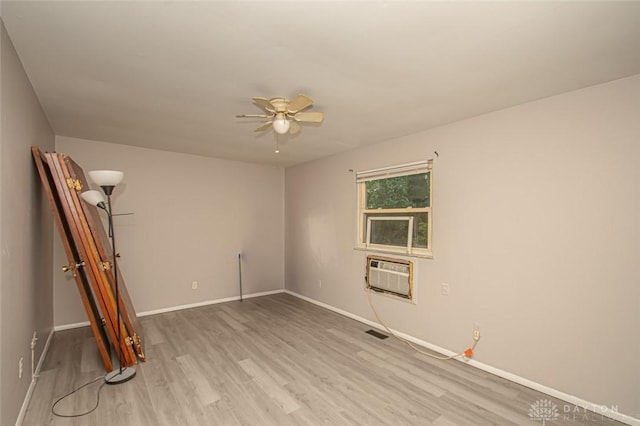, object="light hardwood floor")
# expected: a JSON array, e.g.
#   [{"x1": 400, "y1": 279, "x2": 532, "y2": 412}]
[{"x1": 23, "y1": 293, "x2": 621, "y2": 425}]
